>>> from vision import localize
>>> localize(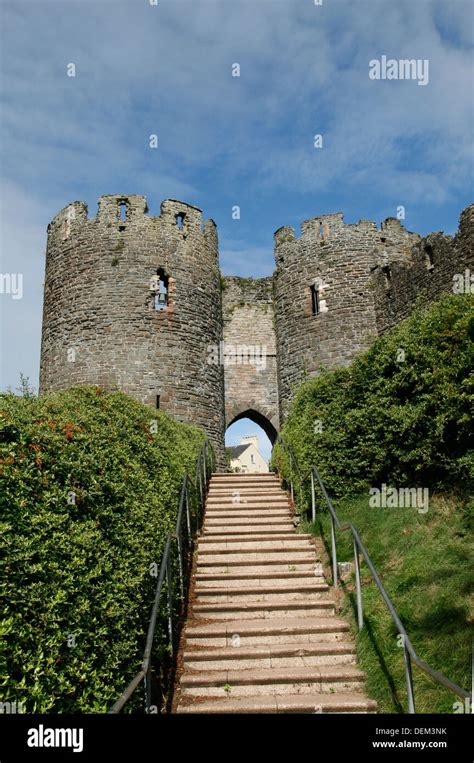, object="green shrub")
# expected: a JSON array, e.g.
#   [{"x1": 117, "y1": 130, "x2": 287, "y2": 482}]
[
  {"x1": 275, "y1": 293, "x2": 474, "y2": 498},
  {"x1": 0, "y1": 386, "x2": 205, "y2": 712}
]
